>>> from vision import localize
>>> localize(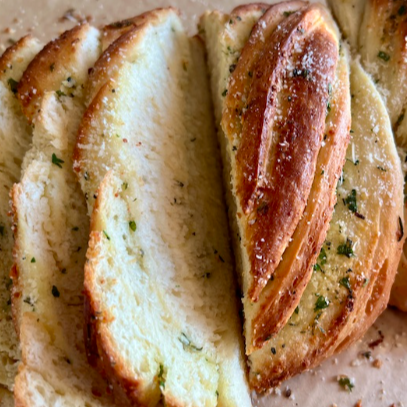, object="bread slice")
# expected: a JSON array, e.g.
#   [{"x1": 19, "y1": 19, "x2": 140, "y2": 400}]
[
  {"x1": 201, "y1": 2, "x2": 351, "y2": 353},
  {"x1": 0, "y1": 35, "x2": 42, "y2": 395},
  {"x1": 327, "y1": 0, "x2": 407, "y2": 312},
  {"x1": 74, "y1": 8, "x2": 251, "y2": 407},
  {"x1": 201, "y1": 3, "x2": 403, "y2": 391},
  {"x1": 10, "y1": 24, "x2": 117, "y2": 406}
]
